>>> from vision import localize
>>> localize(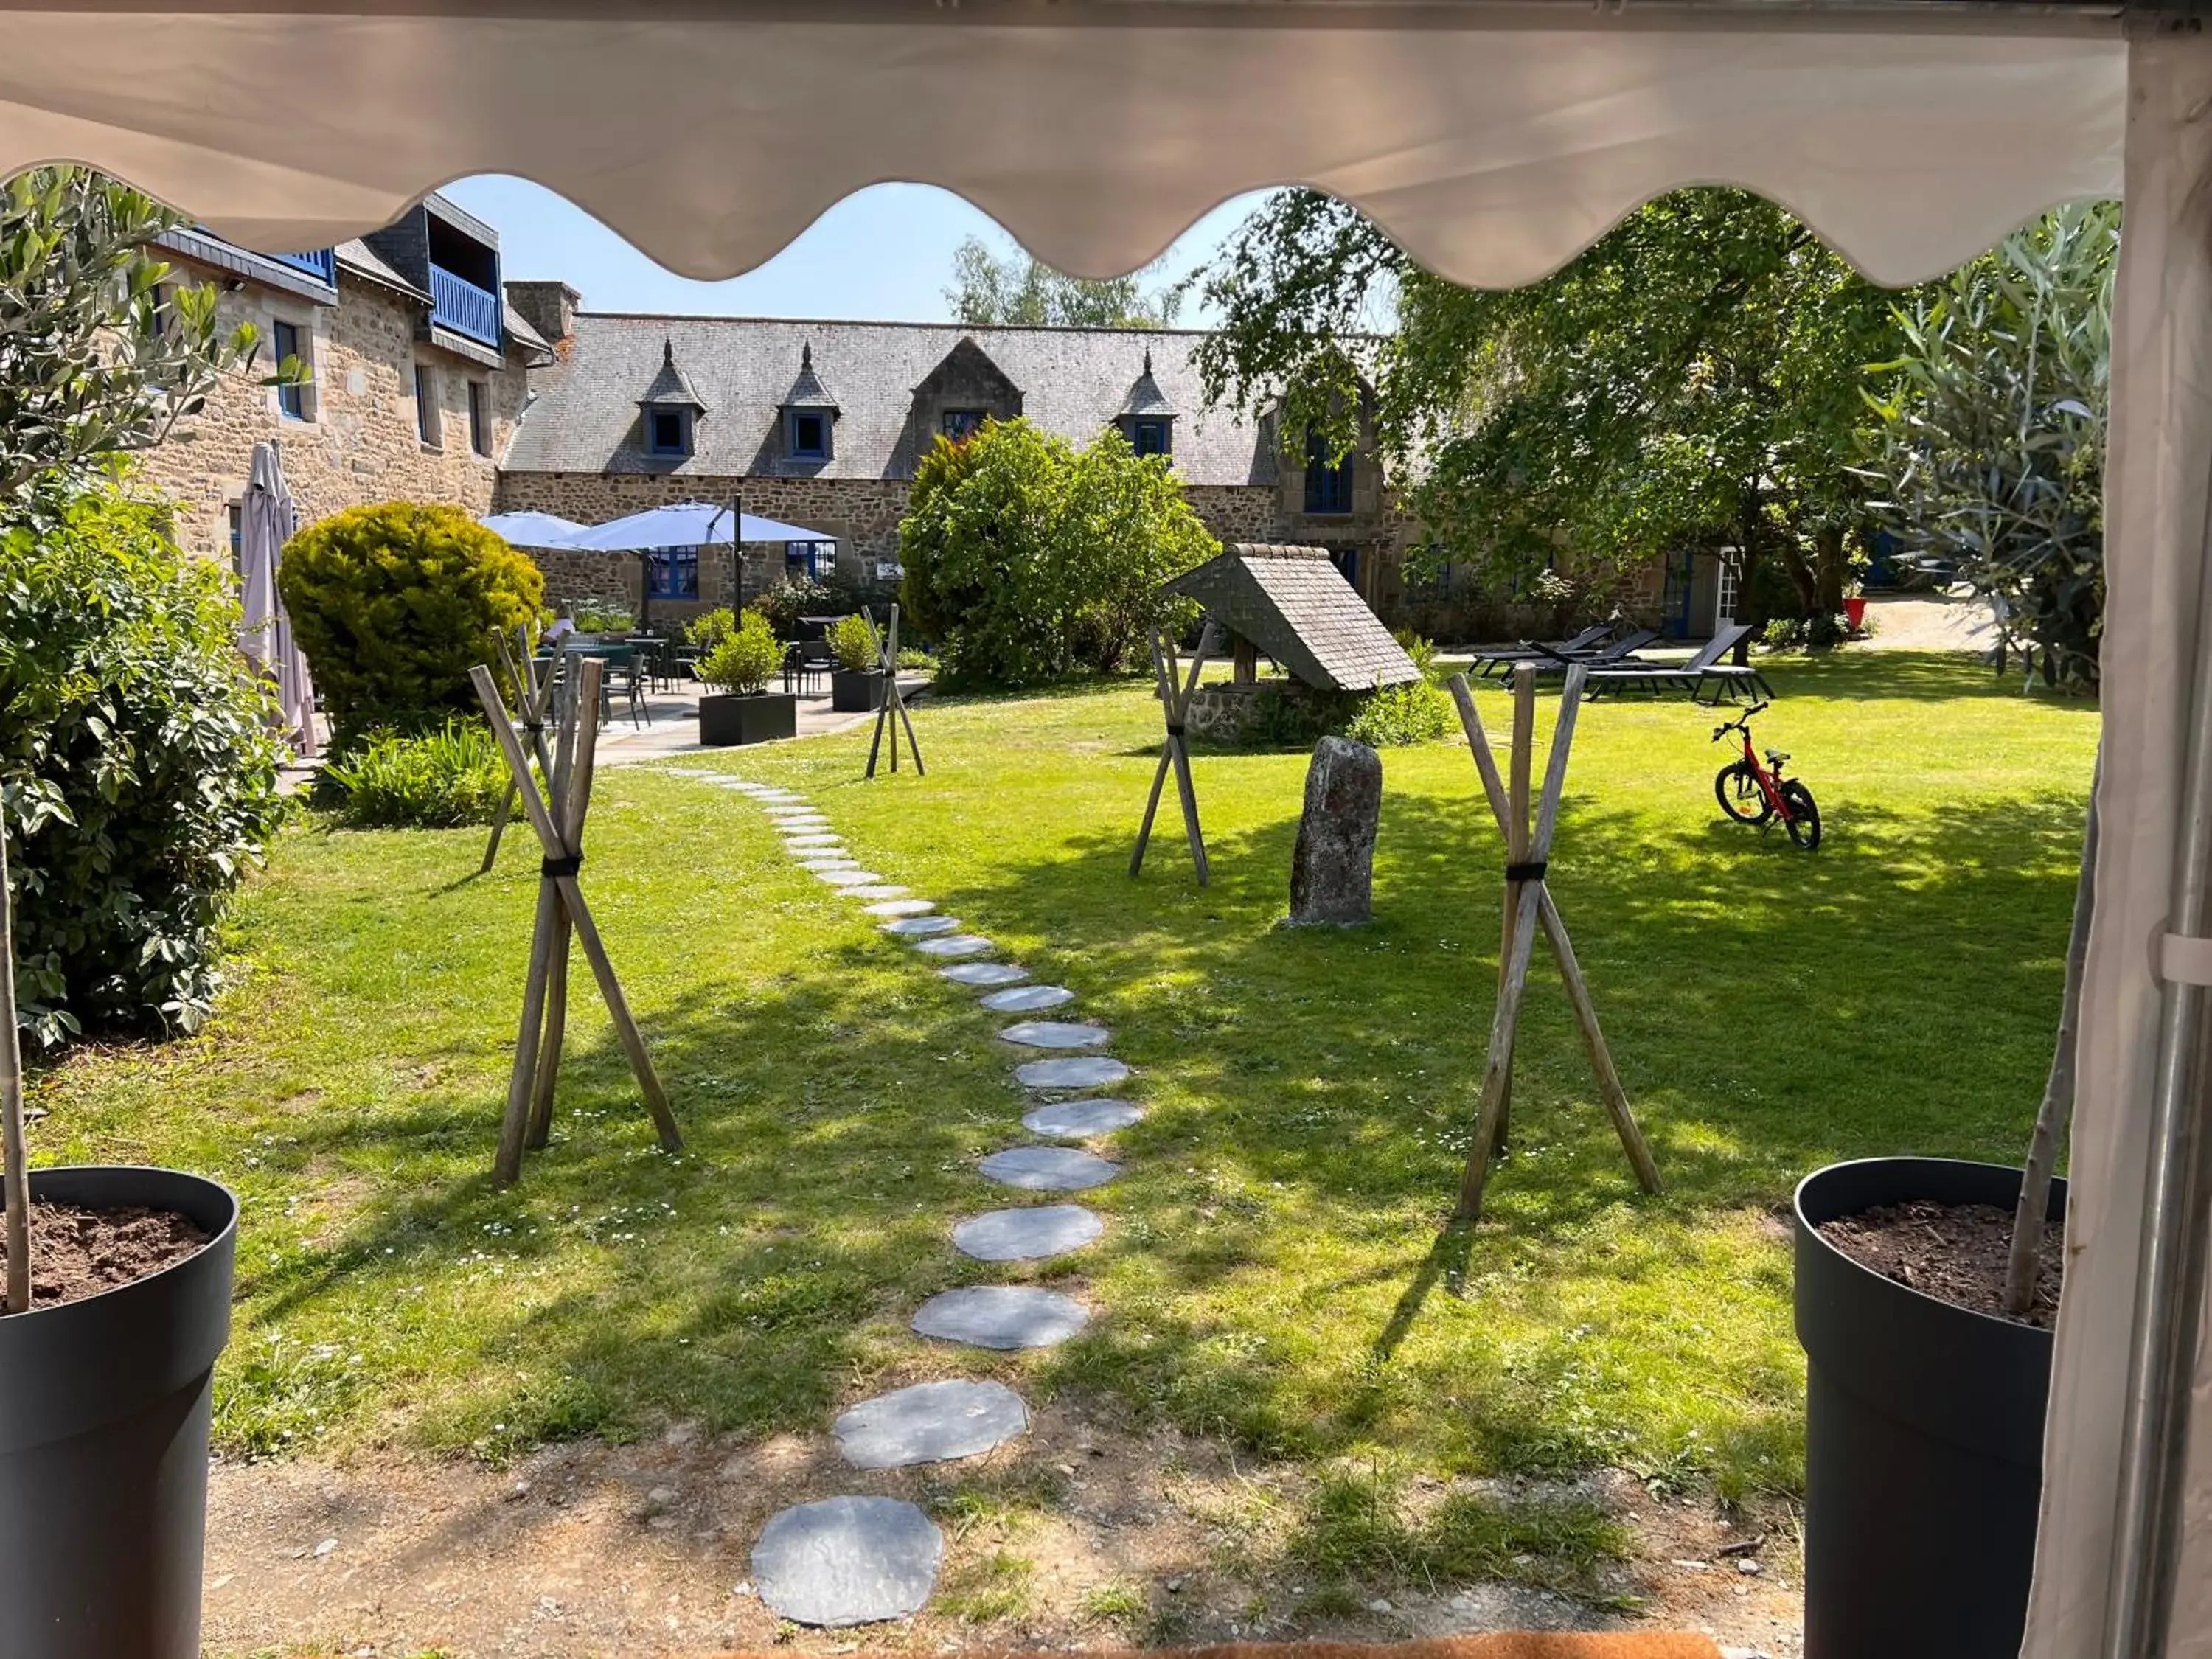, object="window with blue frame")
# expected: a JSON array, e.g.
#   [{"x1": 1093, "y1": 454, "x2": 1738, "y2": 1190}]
[
  {"x1": 942, "y1": 408, "x2": 988, "y2": 442},
  {"x1": 645, "y1": 549, "x2": 699, "y2": 600},
  {"x1": 645, "y1": 406, "x2": 692, "y2": 458},
  {"x1": 1304, "y1": 431, "x2": 1353, "y2": 514},
  {"x1": 272, "y1": 320, "x2": 307, "y2": 420},
  {"x1": 1132, "y1": 419, "x2": 1169, "y2": 457},
  {"x1": 228, "y1": 504, "x2": 243, "y2": 577},
  {"x1": 785, "y1": 542, "x2": 827, "y2": 582},
  {"x1": 787, "y1": 410, "x2": 830, "y2": 460}
]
